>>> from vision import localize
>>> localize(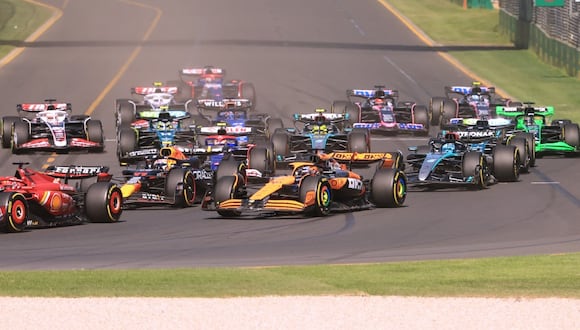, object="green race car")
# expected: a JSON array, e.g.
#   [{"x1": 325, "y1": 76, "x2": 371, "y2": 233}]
[{"x1": 496, "y1": 103, "x2": 580, "y2": 156}]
